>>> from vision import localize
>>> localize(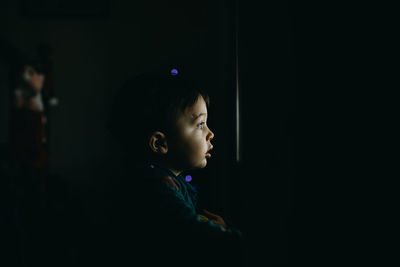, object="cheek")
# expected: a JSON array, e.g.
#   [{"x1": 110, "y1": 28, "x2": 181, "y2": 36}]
[
  {"x1": 192, "y1": 139, "x2": 209, "y2": 164},
  {"x1": 179, "y1": 134, "x2": 206, "y2": 157}
]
